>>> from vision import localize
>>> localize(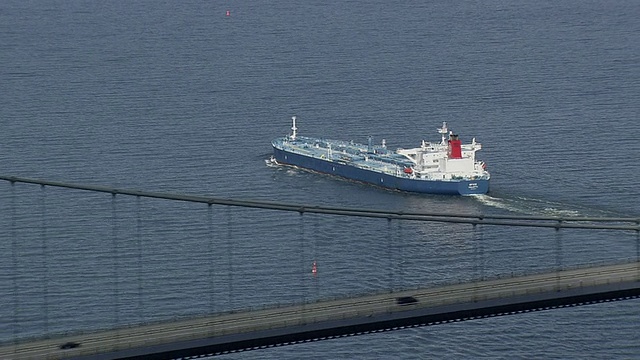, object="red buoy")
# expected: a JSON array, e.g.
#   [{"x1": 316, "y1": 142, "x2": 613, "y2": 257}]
[
  {"x1": 311, "y1": 261, "x2": 317, "y2": 276},
  {"x1": 226, "y1": 10, "x2": 230, "y2": 16}
]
